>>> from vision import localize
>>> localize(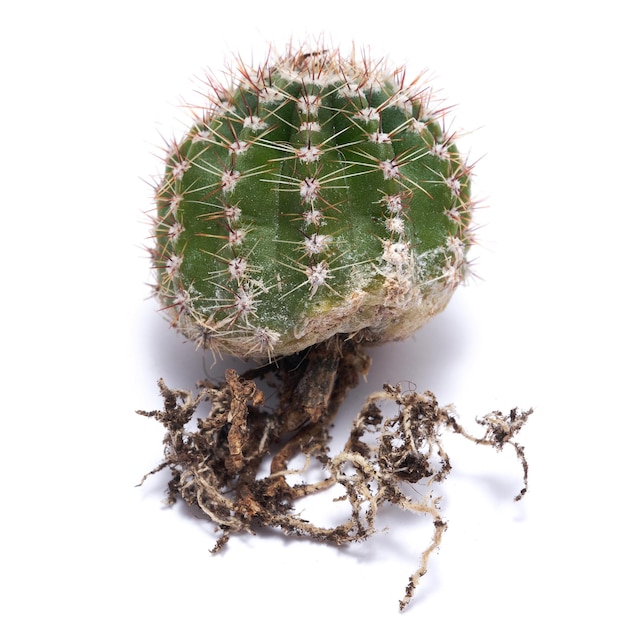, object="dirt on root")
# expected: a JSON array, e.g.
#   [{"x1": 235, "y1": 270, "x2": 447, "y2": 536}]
[{"x1": 138, "y1": 335, "x2": 531, "y2": 611}]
